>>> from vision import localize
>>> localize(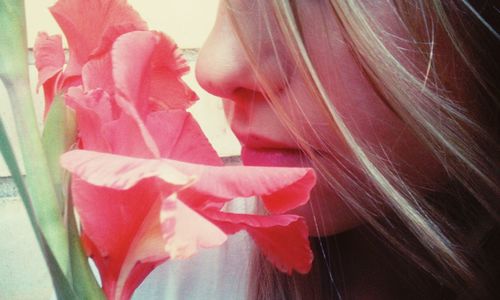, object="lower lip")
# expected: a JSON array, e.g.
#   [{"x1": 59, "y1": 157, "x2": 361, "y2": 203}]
[{"x1": 241, "y1": 147, "x2": 309, "y2": 167}]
